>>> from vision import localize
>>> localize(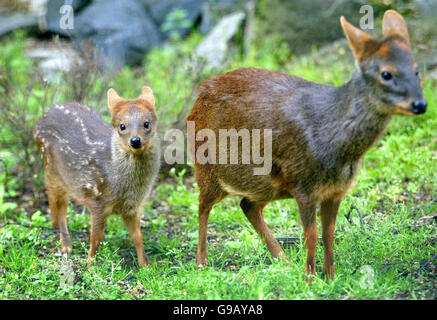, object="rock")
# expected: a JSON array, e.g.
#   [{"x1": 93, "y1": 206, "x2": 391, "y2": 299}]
[
  {"x1": 145, "y1": 0, "x2": 206, "y2": 38},
  {"x1": 0, "y1": 13, "x2": 38, "y2": 36},
  {"x1": 74, "y1": 0, "x2": 161, "y2": 68},
  {"x1": 260, "y1": 0, "x2": 363, "y2": 55},
  {"x1": 194, "y1": 11, "x2": 245, "y2": 69},
  {"x1": 45, "y1": 0, "x2": 90, "y2": 36},
  {"x1": 26, "y1": 43, "x2": 80, "y2": 80},
  {"x1": 198, "y1": 0, "x2": 242, "y2": 34}
]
